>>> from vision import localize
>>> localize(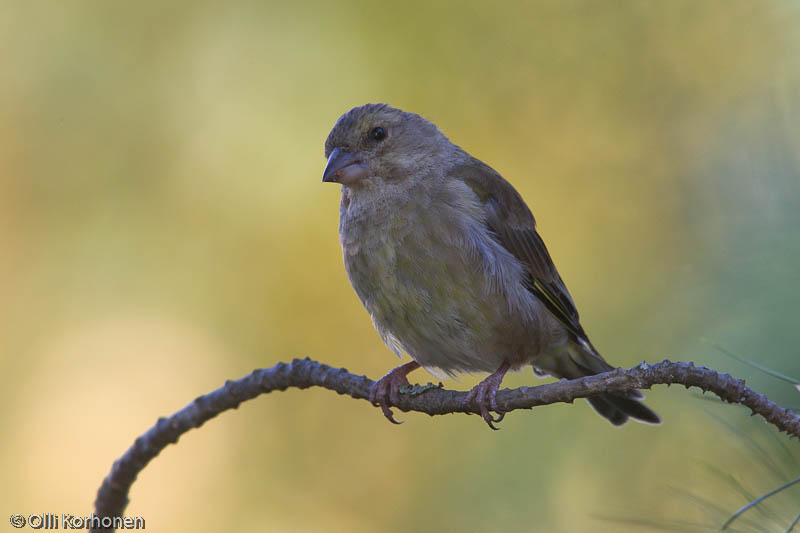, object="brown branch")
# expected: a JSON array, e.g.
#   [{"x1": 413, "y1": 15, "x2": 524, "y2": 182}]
[{"x1": 90, "y1": 358, "x2": 800, "y2": 531}]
